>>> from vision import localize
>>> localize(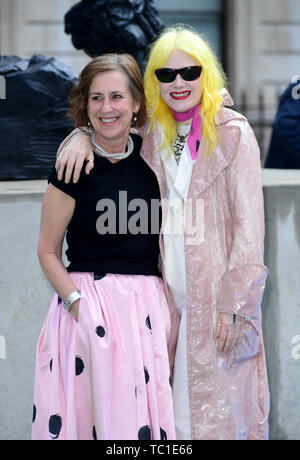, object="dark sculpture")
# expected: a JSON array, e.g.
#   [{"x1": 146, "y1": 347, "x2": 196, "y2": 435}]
[
  {"x1": 0, "y1": 55, "x2": 77, "y2": 180},
  {"x1": 0, "y1": 1, "x2": 164, "y2": 180},
  {"x1": 64, "y1": 0, "x2": 164, "y2": 72}
]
